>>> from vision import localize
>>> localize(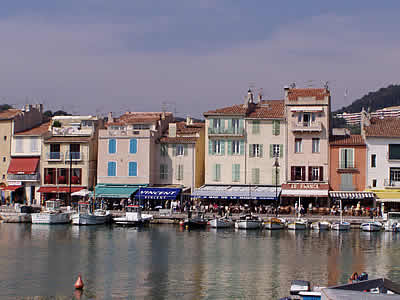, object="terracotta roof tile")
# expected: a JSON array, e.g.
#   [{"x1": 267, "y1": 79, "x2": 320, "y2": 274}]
[
  {"x1": 44, "y1": 136, "x2": 91, "y2": 143},
  {"x1": 0, "y1": 109, "x2": 22, "y2": 120},
  {"x1": 176, "y1": 122, "x2": 204, "y2": 134},
  {"x1": 107, "y1": 112, "x2": 172, "y2": 127},
  {"x1": 329, "y1": 135, "x2": 365, "y2": 146},
  {"x1": 204, "y1": 100, "x2": 284, "y2": 119},
  {"x1": 160, "y1": 137, "x2": 197, "y2": 143},
  {"x1": 287, "y1": 88, "x2": 329, "y2": 101},
  {"x1": 160, "y1": 121, "x2": 204, "y2": 143},
  {"x1": 15, "y1": 122, "x2": 51, "y2": 136},
  {"x1": 364, "y1": 117, "x2": 400, "y2": 137}
]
